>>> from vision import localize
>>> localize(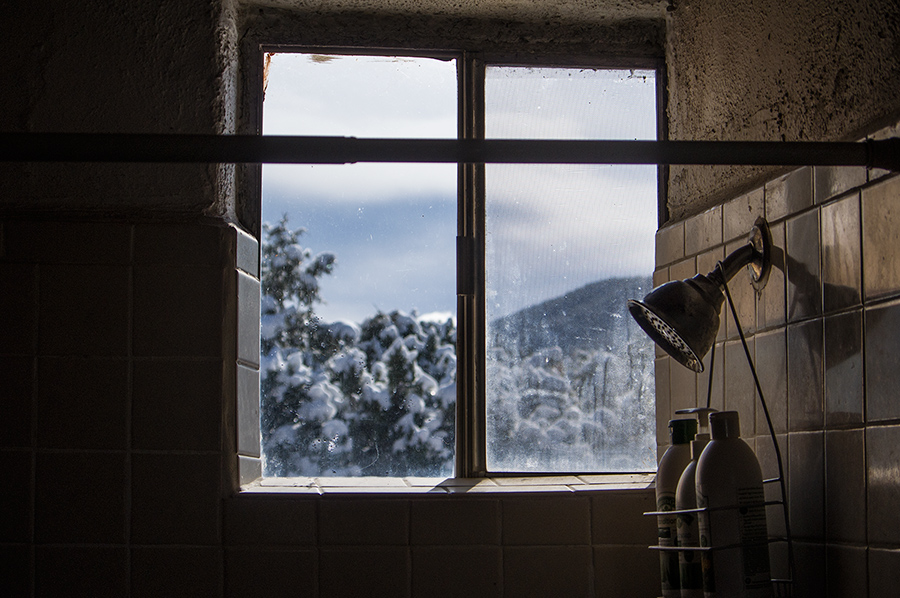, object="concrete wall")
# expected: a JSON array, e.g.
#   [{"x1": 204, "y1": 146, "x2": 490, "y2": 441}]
[
  {"x1": 665, "y1": 0, "x2": 900, "y2": 220},
  {"x1": 0, "y1": 0, "x2": 238, "y2": 219}
]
